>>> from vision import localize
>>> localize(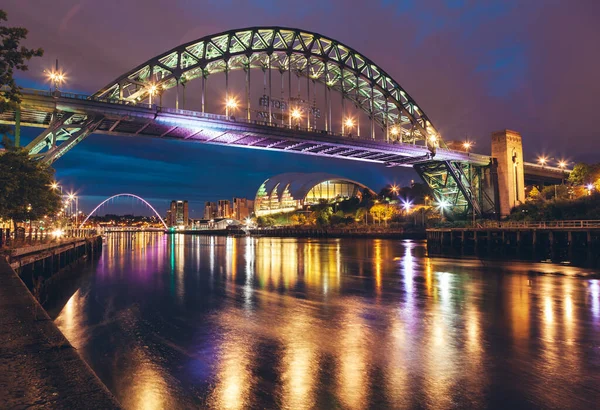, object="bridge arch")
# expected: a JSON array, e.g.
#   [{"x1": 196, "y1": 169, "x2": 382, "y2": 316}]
[
  {"x1": 94, "y1": 26, "x2": 442, "y2": 148},
  {"x1": 78, "y1": 193, "x2": 168, "y2": 229}
]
